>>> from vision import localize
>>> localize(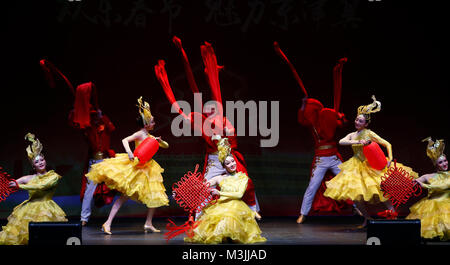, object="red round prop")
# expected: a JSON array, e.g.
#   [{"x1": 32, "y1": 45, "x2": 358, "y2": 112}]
[
  {"x1": 363, "y1": 142, "x2": 388, "y2": 170},
  {"x1": 133, "y1": 137, "x2": 159, "y2": 164}
]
